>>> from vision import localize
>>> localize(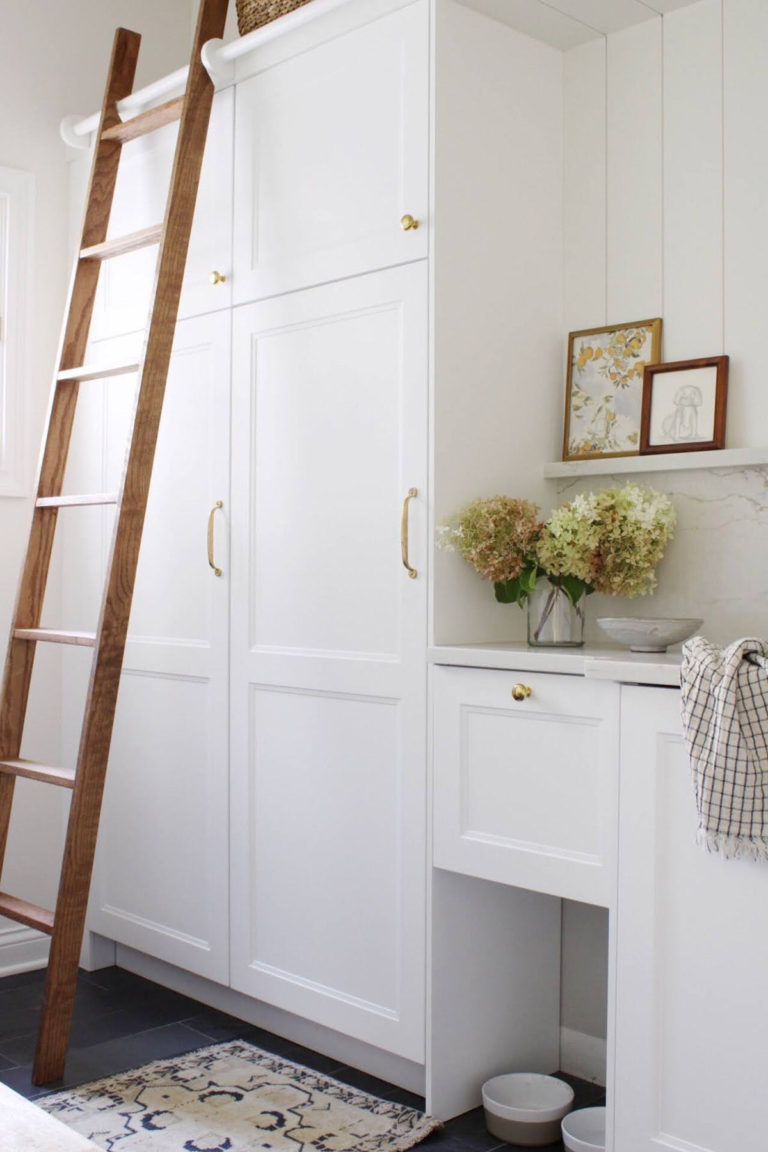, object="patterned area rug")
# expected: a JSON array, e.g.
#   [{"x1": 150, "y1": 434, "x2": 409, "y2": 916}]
[{"x1": 38, "y1": 1040, "x2": 441, "y2": 1152}]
